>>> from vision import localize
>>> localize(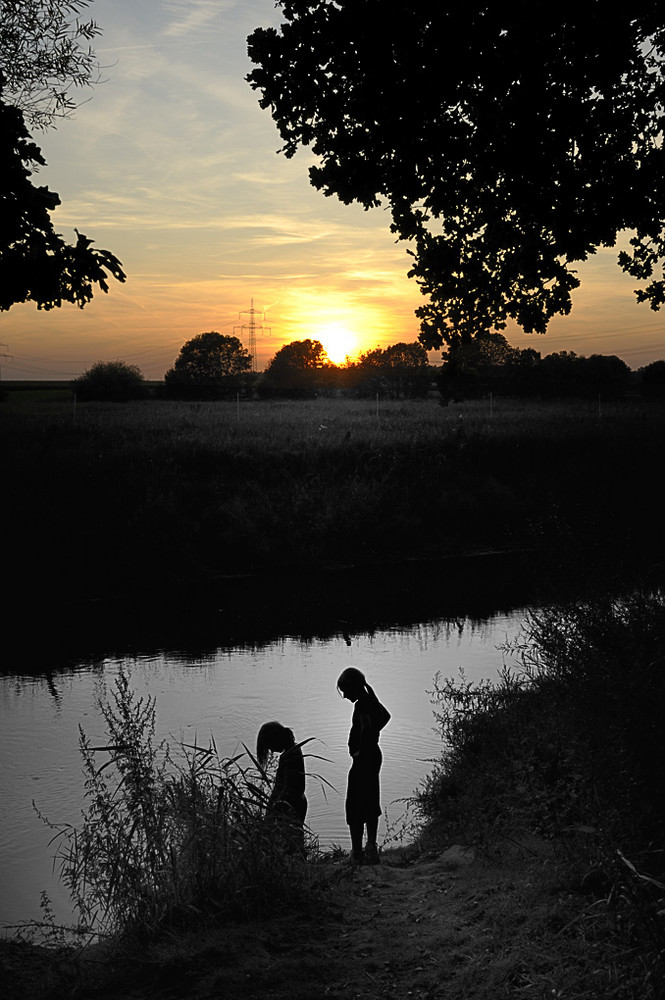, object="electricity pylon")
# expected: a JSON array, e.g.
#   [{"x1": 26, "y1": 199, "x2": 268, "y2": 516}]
[
  {"x1": 234, "y1": 299, "x2": 270, "y2": 372},
  {"x1": 0, "y1": 344, "x2": 12, "y2": 380}
]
